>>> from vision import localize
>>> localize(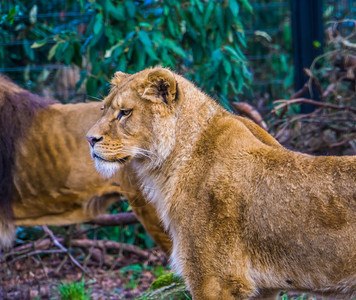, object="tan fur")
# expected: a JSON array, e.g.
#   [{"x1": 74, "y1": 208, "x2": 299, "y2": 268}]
[
  {"x1": 0, "y1": 76, "x2": 171, "y2": 253},
  {"x1": 87, "y1": 67, "x2": 356, "y2": 299}
]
